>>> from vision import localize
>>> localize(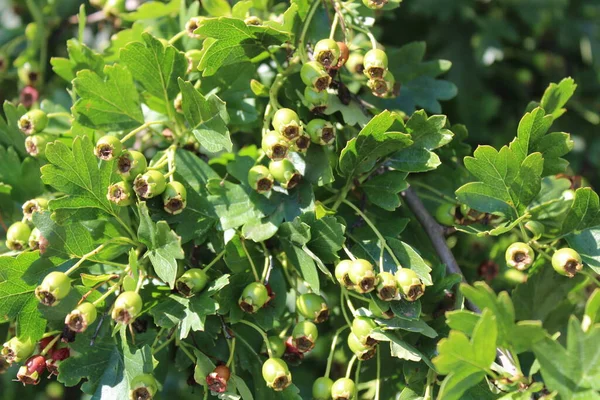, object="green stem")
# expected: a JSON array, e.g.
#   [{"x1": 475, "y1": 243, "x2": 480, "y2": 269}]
[
  {"x1": 41, "y1": 330, "x2": 61, "y2": 339},
  {"x1": 120, "y1": 121, "x2": 165, "y2": 143},
  {"x1": 341, "y1": 199, "x2": 402, "y2": 267},
  {"x1": 354, "y1": 360, "x2": 362, "y2": 392},
  {"x1": 260, "y1": 242, "x2": 271, "y2": 282},
  {"x1": 152, "y1": 334, "x2": 176, "y2": 355},
  {"x1": 204, "y1": 249, "x2": 226, "y2": 272},
  {"x1": 297, "y1": 0, "x2": 321, "y2": 63},
  {"x1": 343, "y1": 289, "x2": 357, "y2": 315},
  {"x1": 240, "y1": 239, "x2": 260, "y2": 281},
  {"x1": 151, "y1": 327, "x2": 166, "y2": 349},
  {"x1": 325, "y1": 325, "x2": 349, "y2": 377},
  {"x1": 168, "y1": 30, "x2": 187, "y2": 44},
  {"x1": 374, "y1": 350, "x2": 381, "y2": 400},
  {"x1": 239, "y1": 320, "x2": 273, "y2": 358},
  {"x1": 346, "y1": 290, "x2": 370, "y2": 303},
  {"x1": 332, "y1": 179, "x2": 353, "y2": 211},
  {"x1": 65, "y1": 243, "x2": 108, "y2": 276},
  {"x1": 342, "y1": 244, "x2": 356, "y2": 261},
  {"x1": 178, "y1": 341, "x2": 197, "y2": 363},
  {"x1": 47, "y1": 112, "x2": 72, "y2": 119},
  {"x1": 226, "y1": 337, "x2": 236, "y2": 367},
  {"x1": 340, "y1": 287, "x2": 353, "y2": 326},
  {"x1": 423, "y1": 369, "x2": 436, "y2": 400},
  {"x1": 329, "y1": 12, "x2": 339, "y2": 40},
  {"x1": 350, "y1": 24, "x2": 377, "y2": 49},
  {"x1": 40, "y1": 334, "x2": 61, "y2": 357},
  {"x1": 91, "y1": 280, "x2": 121, "y2": 306},
  {"x1": 345, "y1": 354, "x2": 358, "y2": 379}
]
